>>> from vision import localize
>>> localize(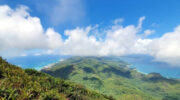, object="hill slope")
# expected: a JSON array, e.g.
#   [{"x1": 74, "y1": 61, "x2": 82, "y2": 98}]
[
  {"x1": 0, "y1": 57, "x2": 114, "y2": 100},
  {"x1": 42, "y1": 57, "x2": 180, "y2": 100}
]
